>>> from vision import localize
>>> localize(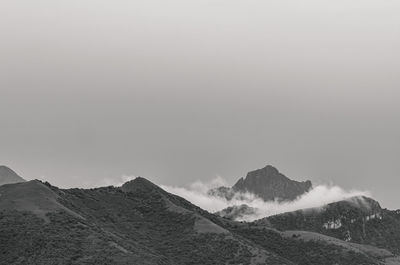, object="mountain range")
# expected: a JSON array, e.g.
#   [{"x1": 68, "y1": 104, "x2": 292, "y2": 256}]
[{"x1": 1, "y1": 165, "x2": 399, "y2": 265}]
